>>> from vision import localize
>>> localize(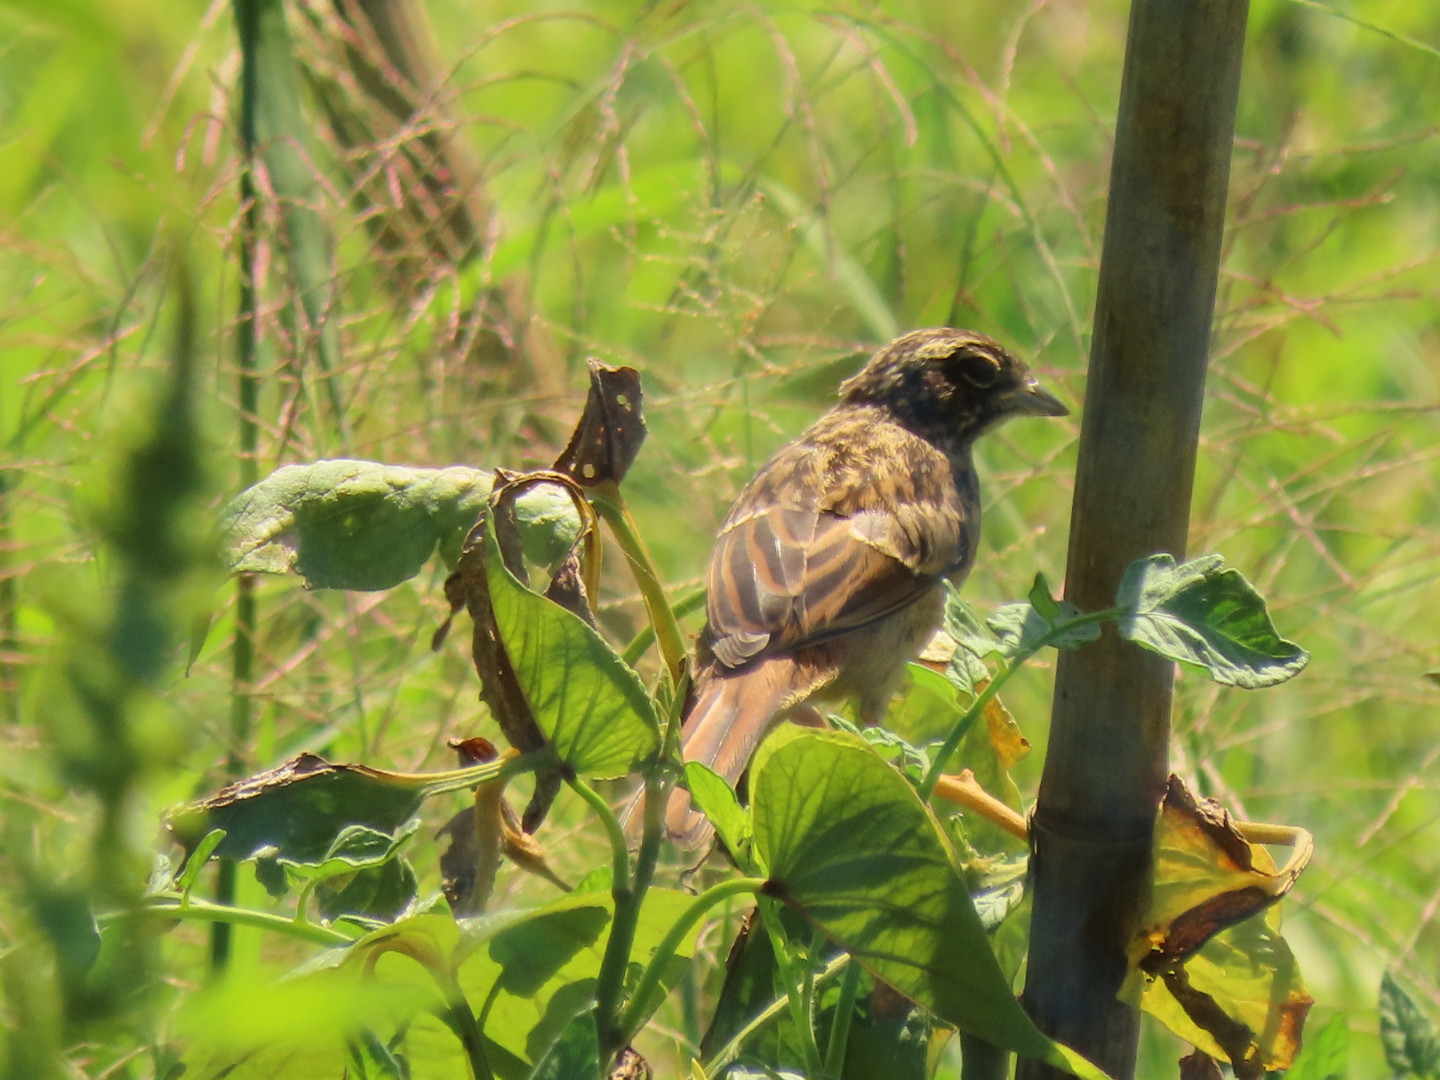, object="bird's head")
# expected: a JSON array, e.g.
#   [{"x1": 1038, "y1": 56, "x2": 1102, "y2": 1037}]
[{"x1": 839, "y1": 328, "x2": 1069, "y2": 443}]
